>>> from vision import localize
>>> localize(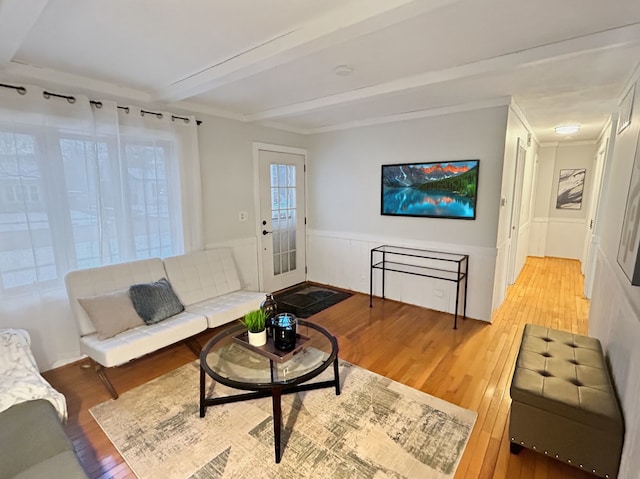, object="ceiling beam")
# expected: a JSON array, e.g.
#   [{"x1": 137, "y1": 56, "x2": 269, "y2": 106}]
[
  {"x1": 246, "y1": 22, "x2": 640, "y2": 122},
  {"x1": 0, "y1": 0, "x2": 49, "y2": 68},
  {"x1": 153, "y1": 0, "x2": 461, "y2": 103}
]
